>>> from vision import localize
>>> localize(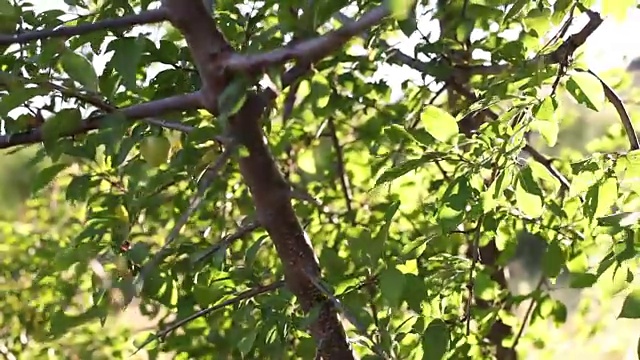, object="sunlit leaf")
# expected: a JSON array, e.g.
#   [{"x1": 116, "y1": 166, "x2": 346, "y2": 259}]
[
  {"x1": 421, "y1": 106, "x2": 459, "y2": 142},
  {"x1": 566, "y1": 72, "x2": 605, "y2": 112},
  {"x1": 387, "y1": 0, "x2": 416, "y2": 20}
]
